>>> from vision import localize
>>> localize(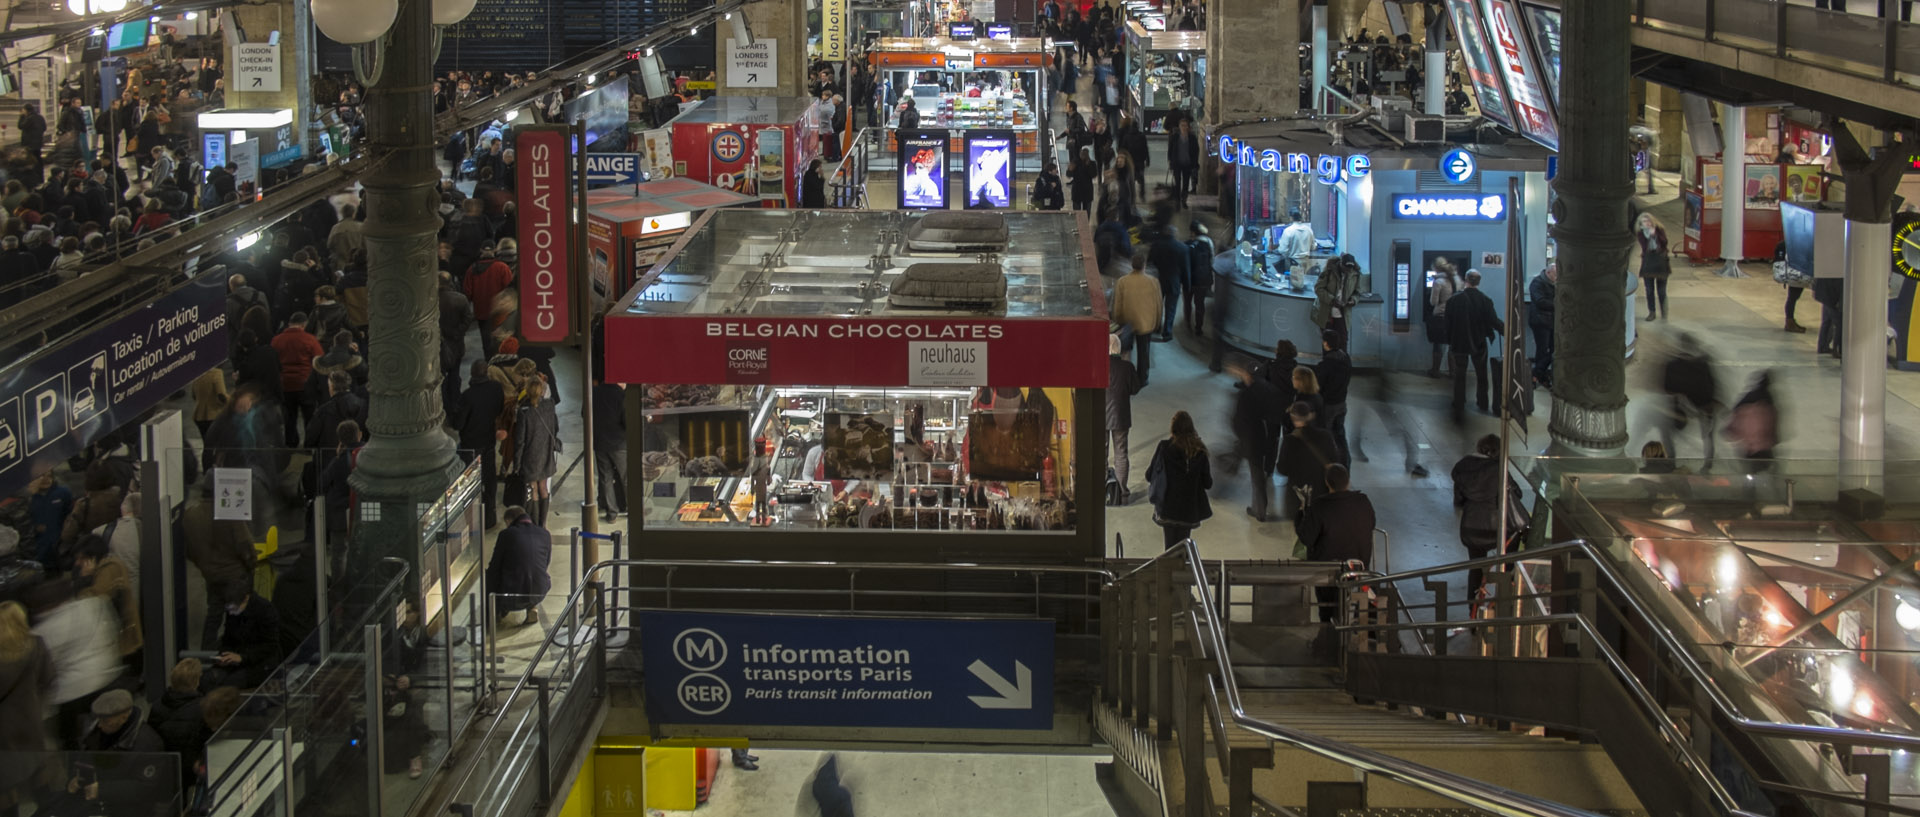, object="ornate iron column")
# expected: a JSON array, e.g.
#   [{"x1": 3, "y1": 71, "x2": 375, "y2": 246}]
[
  {"x1": 348, "y1": 0, "x2": 464, "y2": 573},
  {"x1": 1547, "y1": 0, "x2": 1632, "y2": 454}
]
